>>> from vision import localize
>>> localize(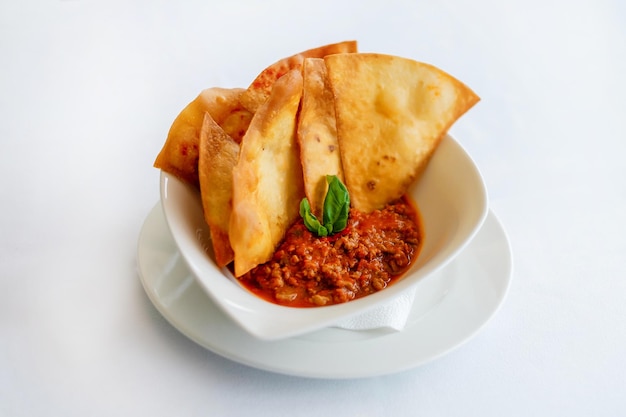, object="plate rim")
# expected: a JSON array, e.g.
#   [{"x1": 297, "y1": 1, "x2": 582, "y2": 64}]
[{"x1": 136, "y1": 203, "x2": 513, "y2": 379}]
